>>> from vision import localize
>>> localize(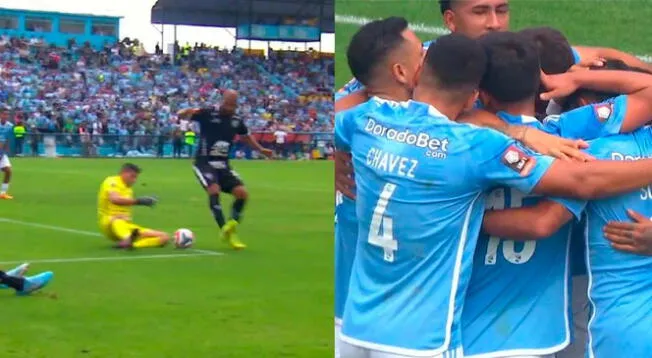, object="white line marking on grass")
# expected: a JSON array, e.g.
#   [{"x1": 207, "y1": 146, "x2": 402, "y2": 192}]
[
  {"x1": 0, "y1": 217, "x2": 224, "y2": 256},
  {"x1": 0, "y1": 252, "x2": 222, "y2": 265},
  {"x1": 190, "y1": 248, "x2": 224, "y2": 255},
  {"x1": 0, "y1": 217, "x2": 102, "y2": 237},
  {"x1": 335, "y1": 14, "x2": 652, "y2": 62}
]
